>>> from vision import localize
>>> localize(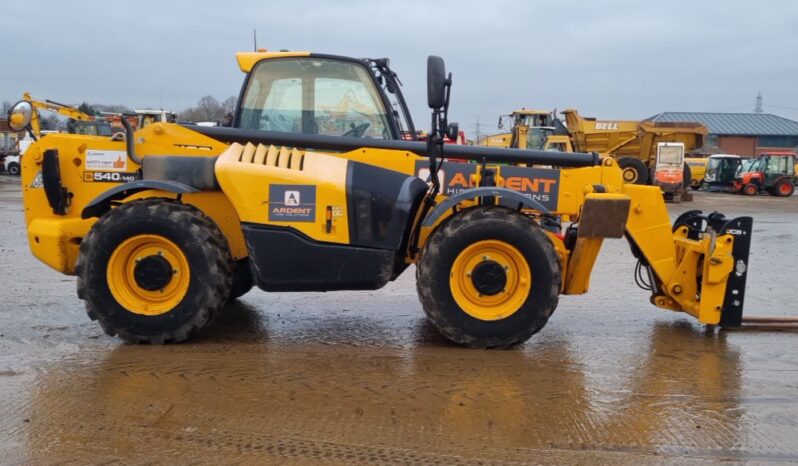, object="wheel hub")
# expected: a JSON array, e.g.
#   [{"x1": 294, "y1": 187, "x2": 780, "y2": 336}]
[
  {"x1": 449, "y1": 240, "x2": 533, "y2": 321},
  {"x1": 133, "y1": 255, "x2": 174, "y2": 291},
  {"x1": 470, "y1": 260, "x2": 507, "y2": 296}
]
